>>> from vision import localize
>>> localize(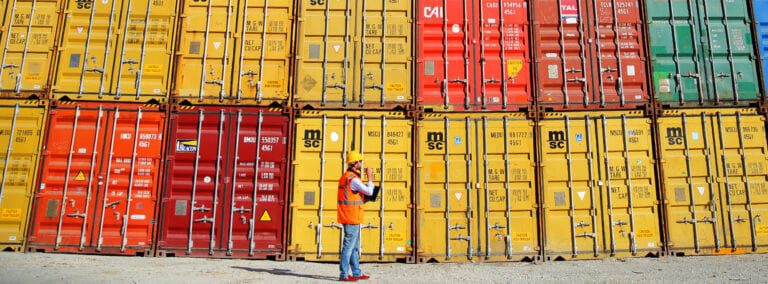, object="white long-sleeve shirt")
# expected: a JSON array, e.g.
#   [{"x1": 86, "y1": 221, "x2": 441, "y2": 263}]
[{"x1": 350, "y1": 176, "x2": 374, "y2": 196}]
